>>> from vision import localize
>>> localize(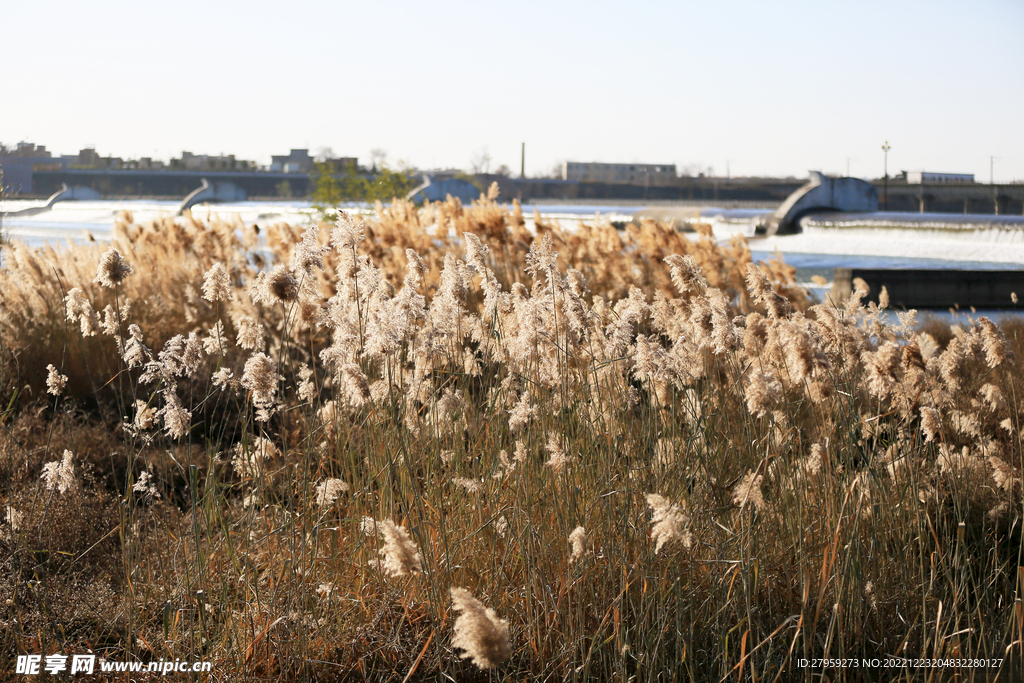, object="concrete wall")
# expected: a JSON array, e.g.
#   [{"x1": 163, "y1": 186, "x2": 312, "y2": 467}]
[
  {"x1": 832, "y1": 268, "x2": 1024, "y2": 309},
  {"x1": 0, "y1": 155, "x2": 69, "y2": 193}
]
